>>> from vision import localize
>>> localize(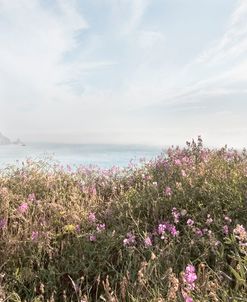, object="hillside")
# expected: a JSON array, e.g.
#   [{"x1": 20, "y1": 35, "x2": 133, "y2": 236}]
[{"x1": 0, "y1": 138, "x2": 246, "y2": 301}]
